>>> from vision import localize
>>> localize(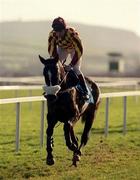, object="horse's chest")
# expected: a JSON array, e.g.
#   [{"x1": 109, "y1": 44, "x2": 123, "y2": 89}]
[{"x1": 50, "y1": 101, "x2": 78, "y2": 122}]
